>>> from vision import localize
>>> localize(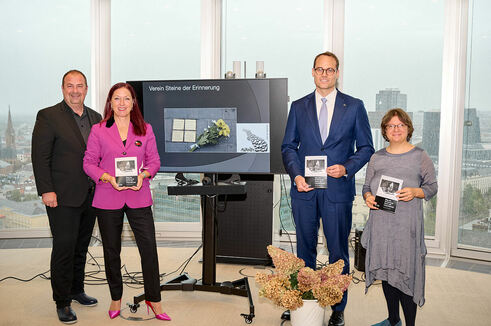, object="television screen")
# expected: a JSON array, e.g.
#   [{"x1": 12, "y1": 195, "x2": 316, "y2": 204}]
[{"x1": 128, "y1": 78, "x2": 288, "y2": 174}]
